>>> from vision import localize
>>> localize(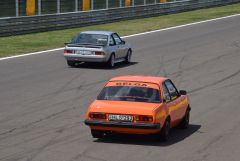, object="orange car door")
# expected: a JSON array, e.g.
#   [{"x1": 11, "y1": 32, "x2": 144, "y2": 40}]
[
  {"x1": 162, "y1": 83, "x2": 178, "y2": 125},
  {"x1": 178, "y1": 95, "x2": 189, "y2": 119},
  {"x1": 173, "y1": 97, "x2": 184, "y2": 122},
  {"x1": 164, "y1": 80, "x2": 183, "y2": 124}
]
